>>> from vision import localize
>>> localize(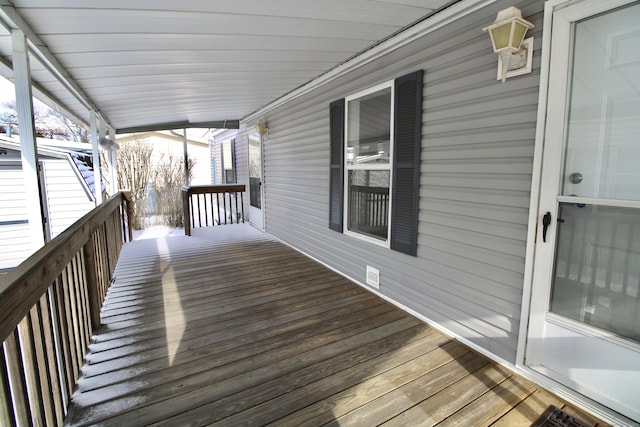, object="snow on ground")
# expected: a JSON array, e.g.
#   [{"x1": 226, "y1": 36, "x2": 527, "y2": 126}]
[{"x1": 132, "y1": 226, "x2": 184, "y2": 240}]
